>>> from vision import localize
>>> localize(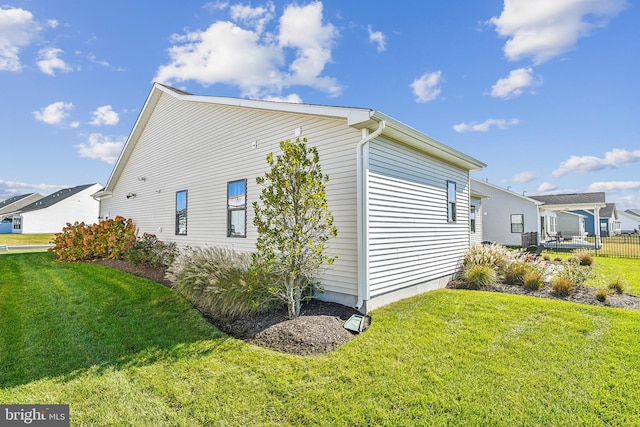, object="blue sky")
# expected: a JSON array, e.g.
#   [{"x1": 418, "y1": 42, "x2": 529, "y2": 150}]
[{"x1": 1, "y1": 0, "x2": 638, "y2": 208}]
